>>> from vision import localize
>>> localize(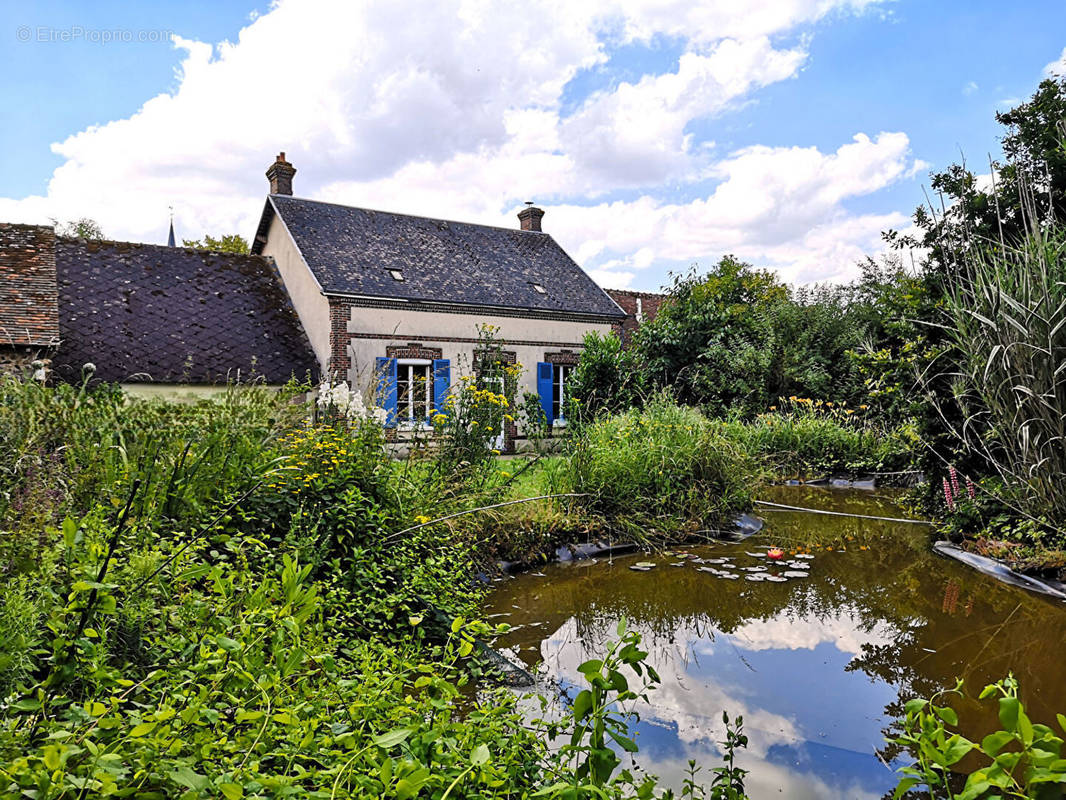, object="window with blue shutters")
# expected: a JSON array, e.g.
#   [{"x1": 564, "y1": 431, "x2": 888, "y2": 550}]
[
  {"x1": 536, "y1": 362, "x2": 554, "y2": 426},
  {"x1": 432, "y1": 359, "x2": 450, "y2": 418},
  {"x1": 375, "y1": 357, "x2": 398, "y2": 427}
]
